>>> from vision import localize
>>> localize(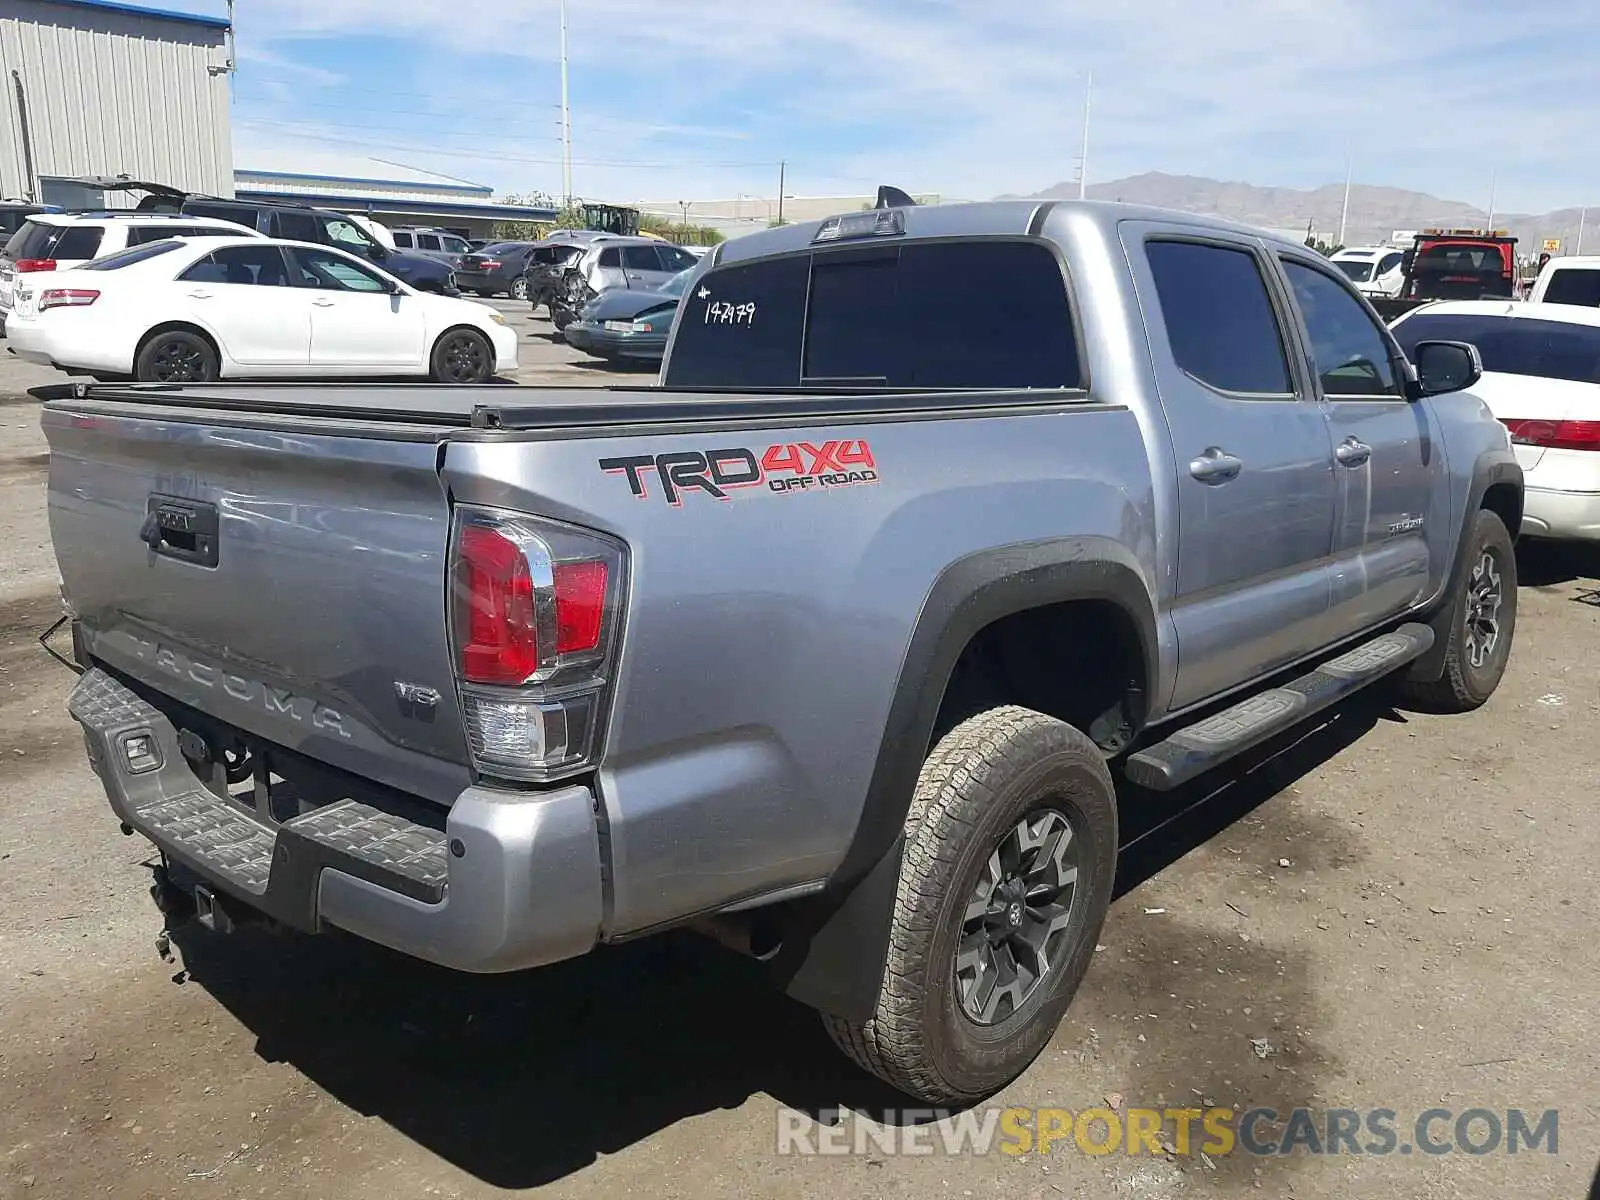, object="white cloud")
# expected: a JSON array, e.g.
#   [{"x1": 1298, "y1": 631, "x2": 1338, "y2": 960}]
[{"x1": 230, "y1": 0, "x2": 1600, "y2": 212}]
